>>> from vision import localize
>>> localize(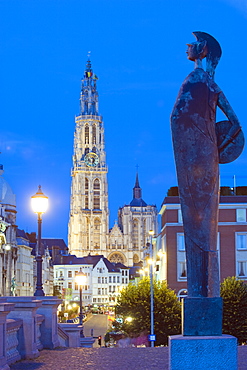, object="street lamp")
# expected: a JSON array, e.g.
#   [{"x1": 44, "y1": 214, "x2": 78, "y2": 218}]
[
  {"x1": 149, "y1": 229, "x2": 155, "y2": 347},
  {"x1": 31, "y1": 185, "x2": 48, "y2": 296},
  {"x1": 75, "y1": 268, "x2": 87, "y2": 335}
]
